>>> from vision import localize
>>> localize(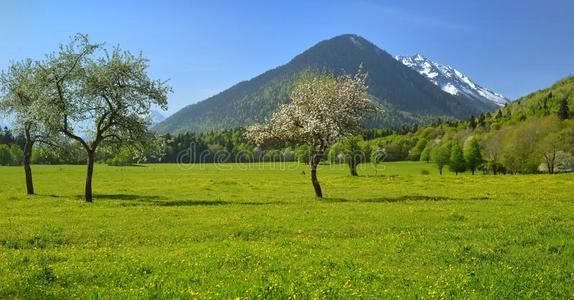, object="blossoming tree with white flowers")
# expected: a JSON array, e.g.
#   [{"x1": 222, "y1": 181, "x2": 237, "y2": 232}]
[
  {"x1": 36, "y1": 34, "x2": 171, "y2": 202},
  {"x1": 246, "y1": 71, "x2": 377, "y2": 198},
  {"x1": 0, "y1": 59, "x2": 61, "y2": 195}
]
